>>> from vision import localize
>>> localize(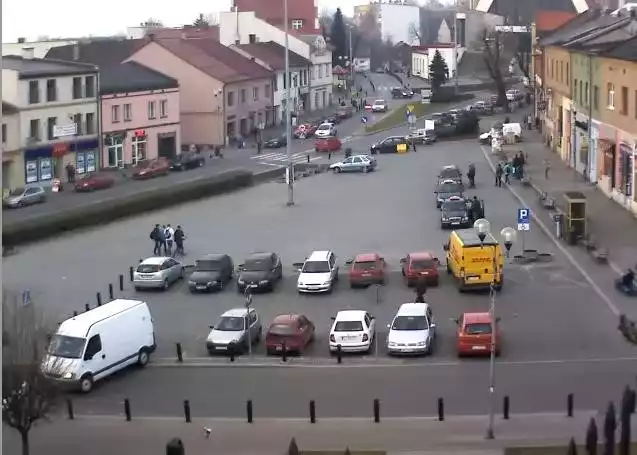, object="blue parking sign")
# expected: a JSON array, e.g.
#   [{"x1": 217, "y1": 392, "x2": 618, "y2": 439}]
[{"x1": 517, "y1": 208, "x2": 530, "y2": 231}]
